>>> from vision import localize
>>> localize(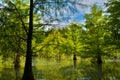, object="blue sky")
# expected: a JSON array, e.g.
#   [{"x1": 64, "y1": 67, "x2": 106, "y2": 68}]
[
  {"x1": 0, "y1": 0, "x2": 107, "y2": 26},
  {"x1": 60, "y1": 0, "x2": 107, "y2": 24},
  {"x1": 43, "y1": 0, "x2": 107, "y2": 30}
]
